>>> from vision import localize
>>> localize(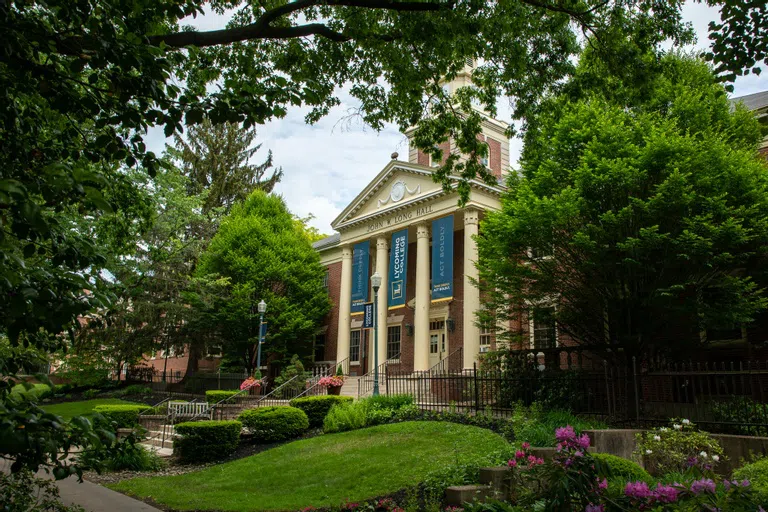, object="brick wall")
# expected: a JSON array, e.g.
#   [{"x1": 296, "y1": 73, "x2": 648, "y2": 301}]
[
  {"x1": 417, "y1": 149, "x2": 429, "y2": 166},
  {"x1": 321, "y1": 261, "x2": 342, "y2": 362},
  {"x1": 488, "y1": 138, "x2": 502, "y2": 178}
]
